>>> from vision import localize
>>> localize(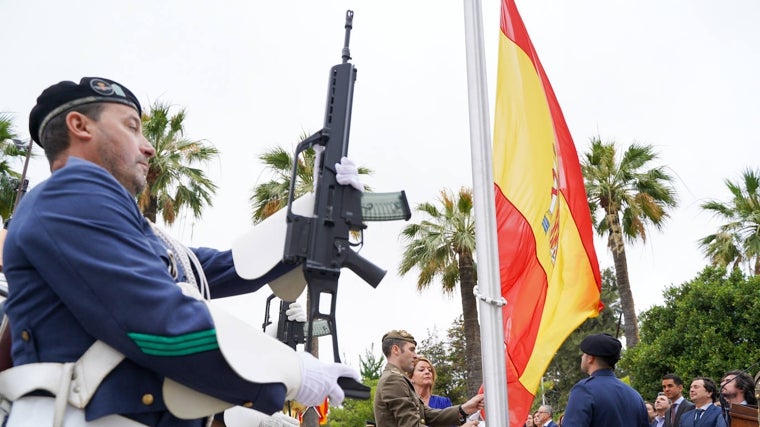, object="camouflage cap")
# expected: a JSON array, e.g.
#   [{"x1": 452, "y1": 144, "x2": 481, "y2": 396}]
[{"x1": 382, "y1": 330, "x2": 416, "y2": 346}]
